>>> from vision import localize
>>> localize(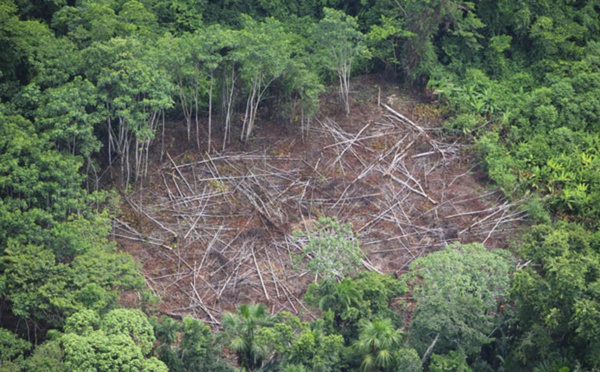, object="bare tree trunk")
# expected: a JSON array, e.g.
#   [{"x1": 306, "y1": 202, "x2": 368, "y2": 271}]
[
  {"x1": 338, "y1": 59, "x2": 352, "y2": 116},
  {"x1": 123, "y1": 132, "x2": 131, "y2": 189},
  {"x1": 161, "y1": 109, "x2": 165, "y2": 162},
  {"x1": 223, "y1": 66, "x2": 236, "y2": 151},
  {"x1": 144, "y1": 110, "x2": 159, "y2": 178},
  {"x1": 194, "y1": 68, "x2": 200, "y2": 149},
  {"x1": 241, "y1": 78, "x2": 258, "y2": 143},
  {"x1": 300, "y1": 104, "x2": 305, "y2": 140},
  {"x1": 178, "y1": 79, "x2": 192, "y2": 141},
  {"x1": 207, "y1": 72, "x2": 214, "y2": 152},
  {"x1": 242, "y1": 74, "x2": 276, "y2": 143},
  {"x1": 107, "y1": 116, "x2": 114, "y2": 165},
  {"x1": 421, "y1": 333, "x2": 439, "y2": 364},
  {"x1": 134, "y1": 137, "x2": 141, "y2": 182}
]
